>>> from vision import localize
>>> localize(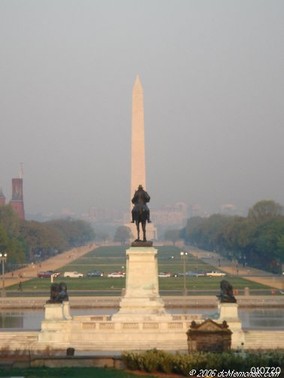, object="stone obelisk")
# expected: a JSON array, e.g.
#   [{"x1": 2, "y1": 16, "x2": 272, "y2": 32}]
[
  {"x1": 131, "y1": 75, "x2": 146, "y2": 198},
  {"x1": 129, "y1": 76, "x2": 157, "y2": 240}
]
